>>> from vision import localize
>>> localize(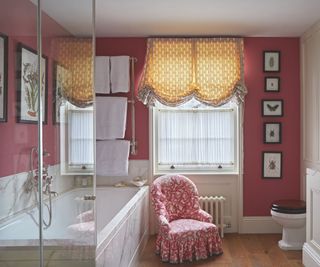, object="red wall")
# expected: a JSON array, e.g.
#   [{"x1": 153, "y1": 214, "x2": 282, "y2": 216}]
[
  {"x1": 0, "y1": 0, "x2": 69, "y2": 177},
  {"x1": 243, "y1": 37, "x2": 300, "y2": 216},
  {"x1": 96, "y1": 37, "x2": 301, "y2": 216}
]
